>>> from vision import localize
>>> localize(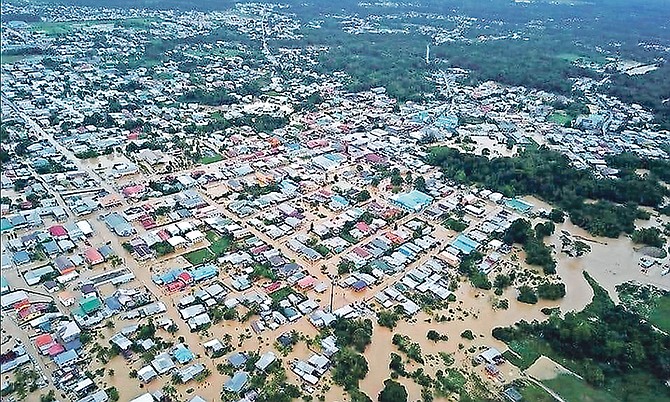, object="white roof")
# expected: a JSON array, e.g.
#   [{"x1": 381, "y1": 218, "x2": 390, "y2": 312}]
[{"x1": 129, "y1": 394, "x2": 154, "y2": 402}]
